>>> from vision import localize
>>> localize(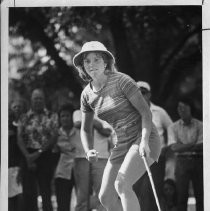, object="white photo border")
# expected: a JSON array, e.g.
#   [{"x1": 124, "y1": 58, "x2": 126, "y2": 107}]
[{"x1": 1, "y1": 0, "x2": 209, "y2": 210}]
